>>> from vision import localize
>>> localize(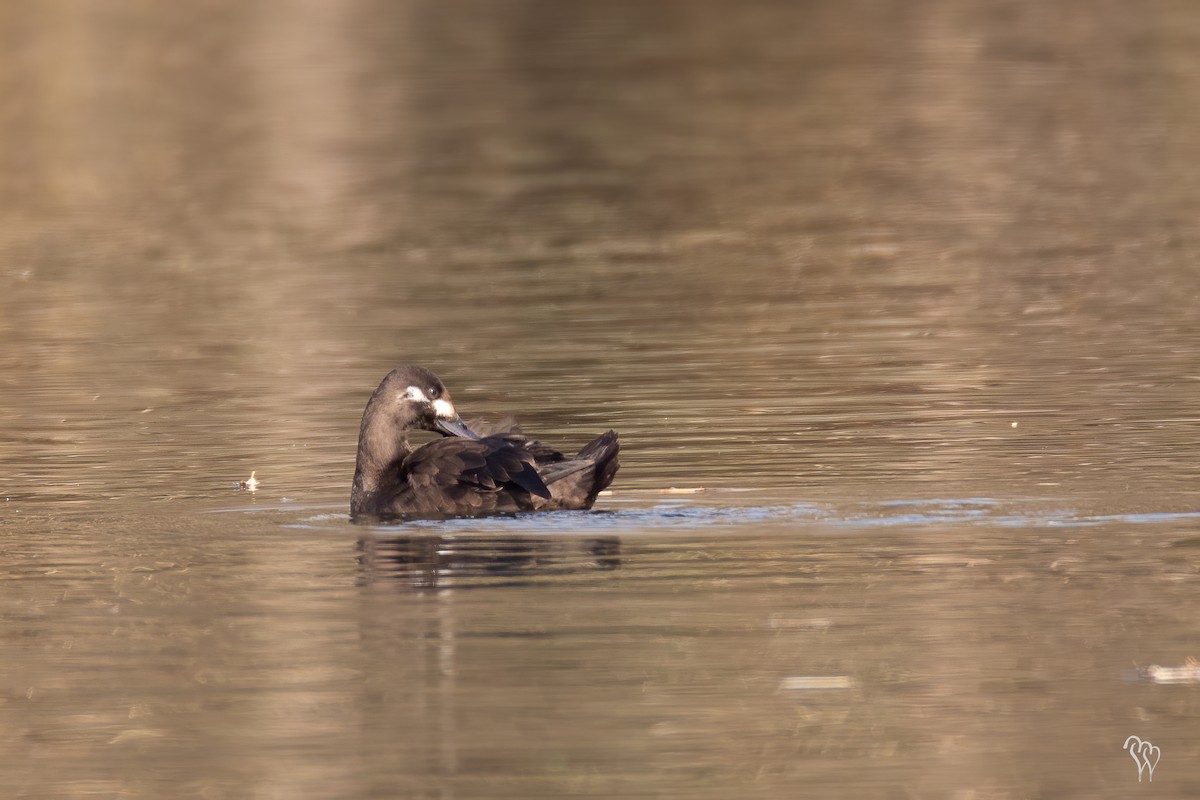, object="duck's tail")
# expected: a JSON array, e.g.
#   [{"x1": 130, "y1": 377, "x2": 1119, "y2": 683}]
[
  {"x1": 576, "y1": 430, "x2": 620, "y2": 501},
  {"x1": 537, "y1": 431, "x2": 620, "y2": 510}
]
